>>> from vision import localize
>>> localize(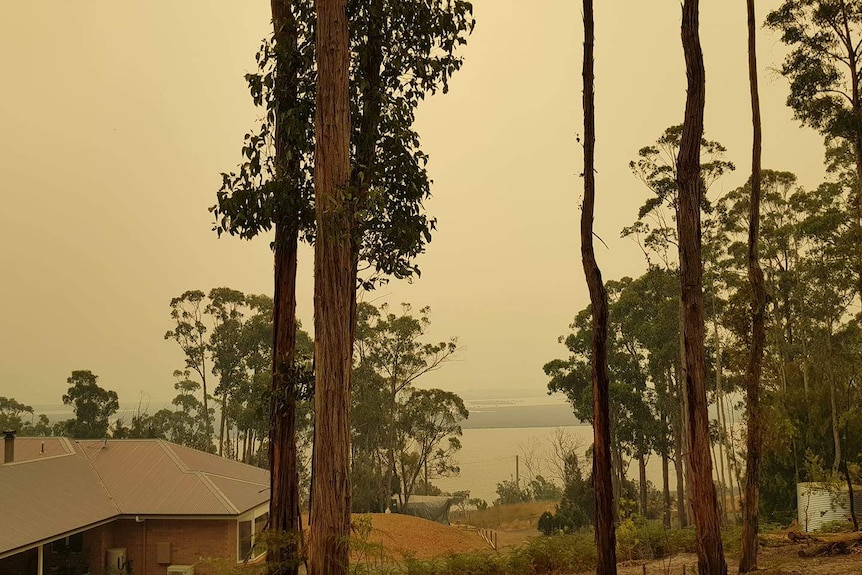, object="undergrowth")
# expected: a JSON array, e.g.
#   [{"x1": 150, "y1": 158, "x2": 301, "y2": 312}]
[{"x1": 379, "y1": 521, "x2": 743, "y2": 575}]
